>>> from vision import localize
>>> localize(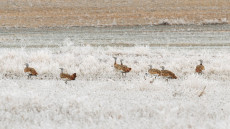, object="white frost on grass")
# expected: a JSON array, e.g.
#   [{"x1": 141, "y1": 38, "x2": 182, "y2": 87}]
[{"x1": 0, "y1": 45, "x2": 230, "y2": 129}]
